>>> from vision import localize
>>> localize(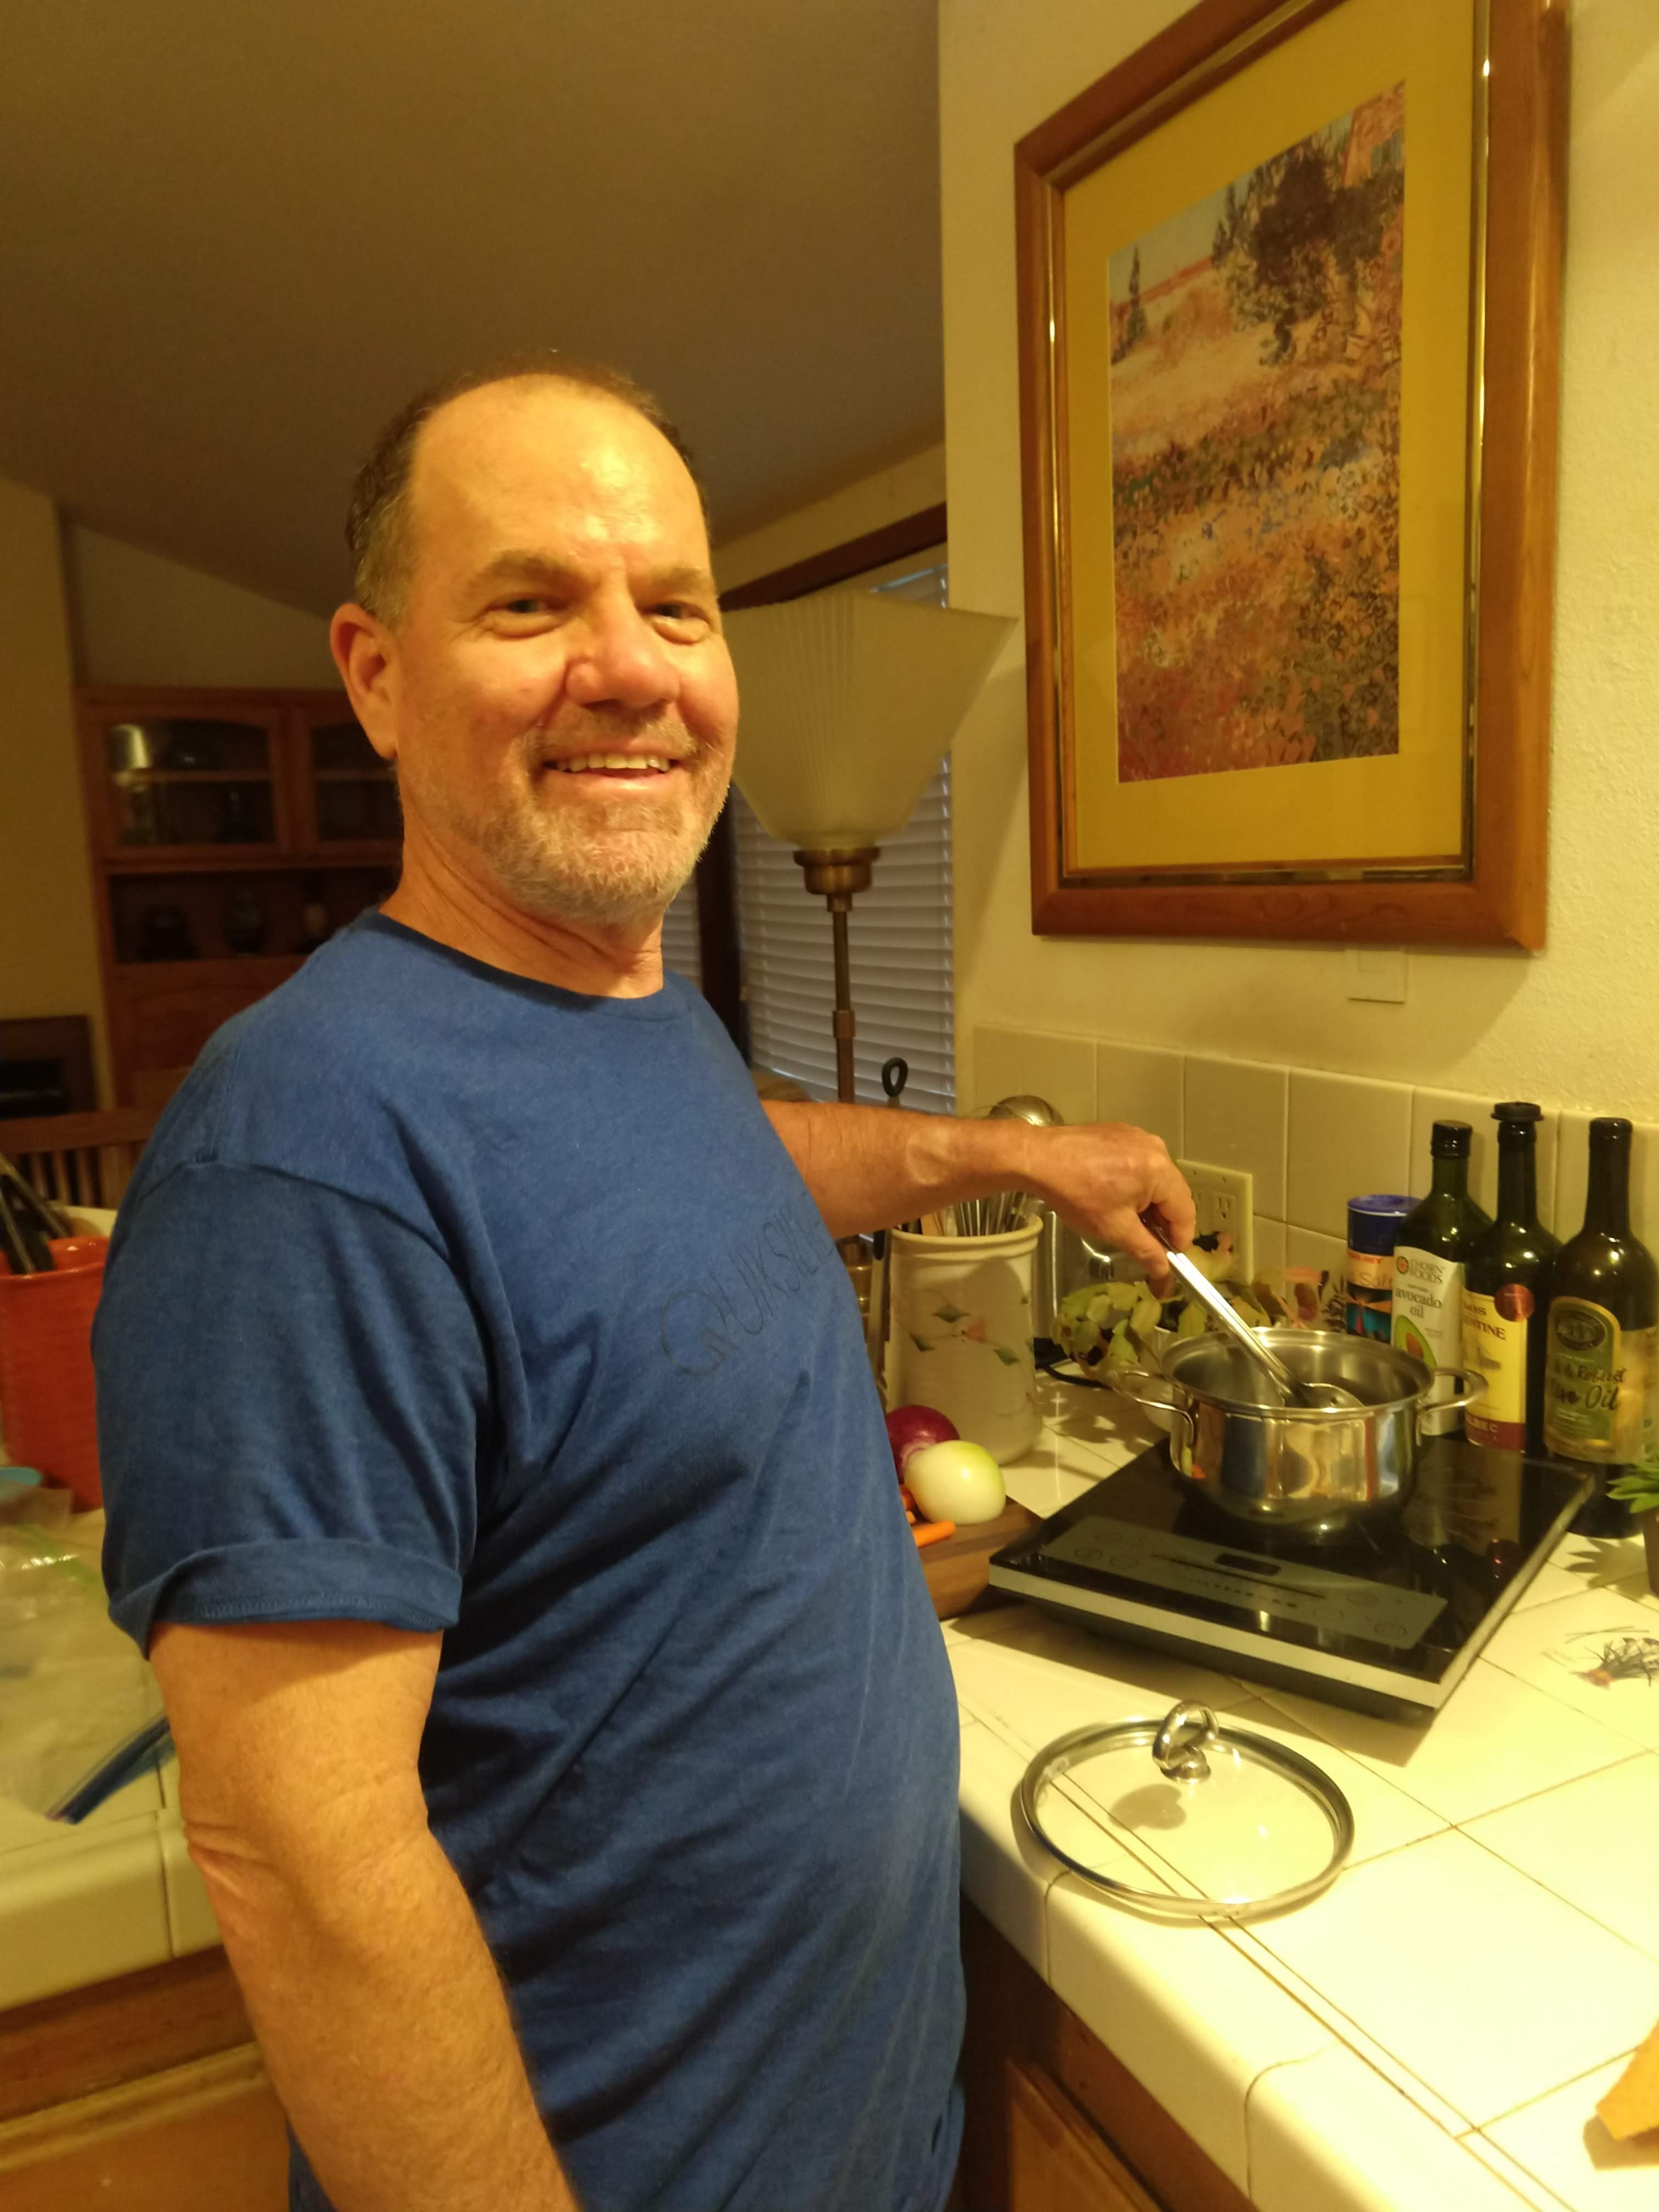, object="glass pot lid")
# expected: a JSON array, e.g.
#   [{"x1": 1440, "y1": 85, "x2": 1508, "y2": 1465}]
[{"x1": 1019, "y1": 1701, "x2": 1353, "y2": 1922}]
